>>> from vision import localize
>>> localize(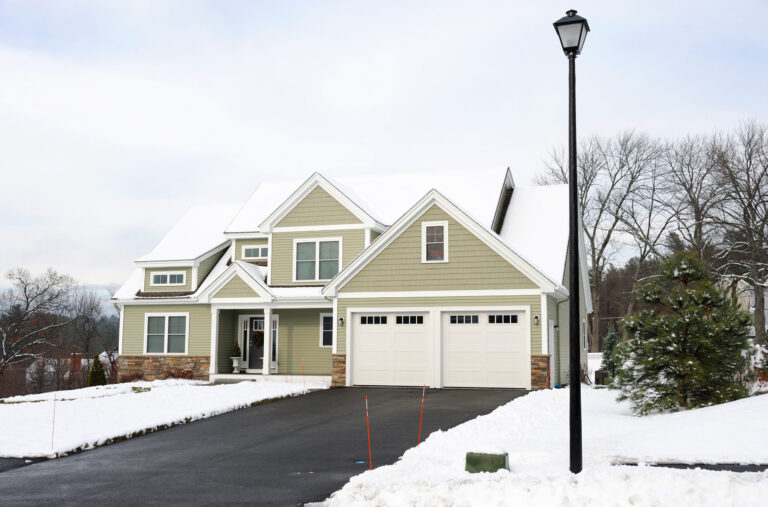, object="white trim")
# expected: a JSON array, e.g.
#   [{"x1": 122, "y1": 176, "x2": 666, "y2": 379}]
[
  {"x1": 223, "y1": 232, "x2": 269, "y2": 240},
  {"x1": 198, "y1": 262, "x2": 273, "y2": 302},
  {"x1": 421, "y1": 220, "x2": 449, "y2": 263},
  {"x1": 241, "y1": 244, "x2": 269, "y2": 260},
  {"x1": 322, "y1": 190, "x2": 562, "y2": 297},
  {"x1": 149, "y1": 270, "x2": 187, "y2": 287},
  {"x1": 270, "y1": 313, "x2": 279, "y2": 374},
  {"x1": 267, "y1": 234, "x2": 273, "y2": 284},
  {"x1": 136, "y1": 260, "x2": 194, "y2": 268},
  {"x1": 142, "y1": 312, "x2": 190, "y2": 355},
  {"x1": 344, "y1": 305, "x2": 532, "y2": 389},
  {"x1": 210, "y1": 308, "x2": 219, "y2": 374},
  {"x1": 292, "y1": 237, "x2": 343, "y2": 283},
  {"x1": 211, "y1": 300, "x2": 332, "y2": 310},
  {"x1": 332, "y1": 297, "x2": 339, "y2": 353},
  {"x1": 338, "y1": 289, "x2": 542, "y2": 299},
  {"x1": 191, "y1": 266, "x2": 199, "y2": 291},
  {"x1": 263, "y1": 308, "x2": 272, "y2": 376},
  {"x1": 274, "y1": 223, "x2": 368, "y2": 233},
  {"x1": 541, "y1": 293, "x2": 549, "y2": 355},
  {"x1": 364, "y1": 228, "x2": 371, "y2": 248},
  {"x1": 118, "y1": 304, "x2": 125, "y2": 355},
  {"x1": 319, "y1": 312, "x2": 333, "y2": 348}
]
